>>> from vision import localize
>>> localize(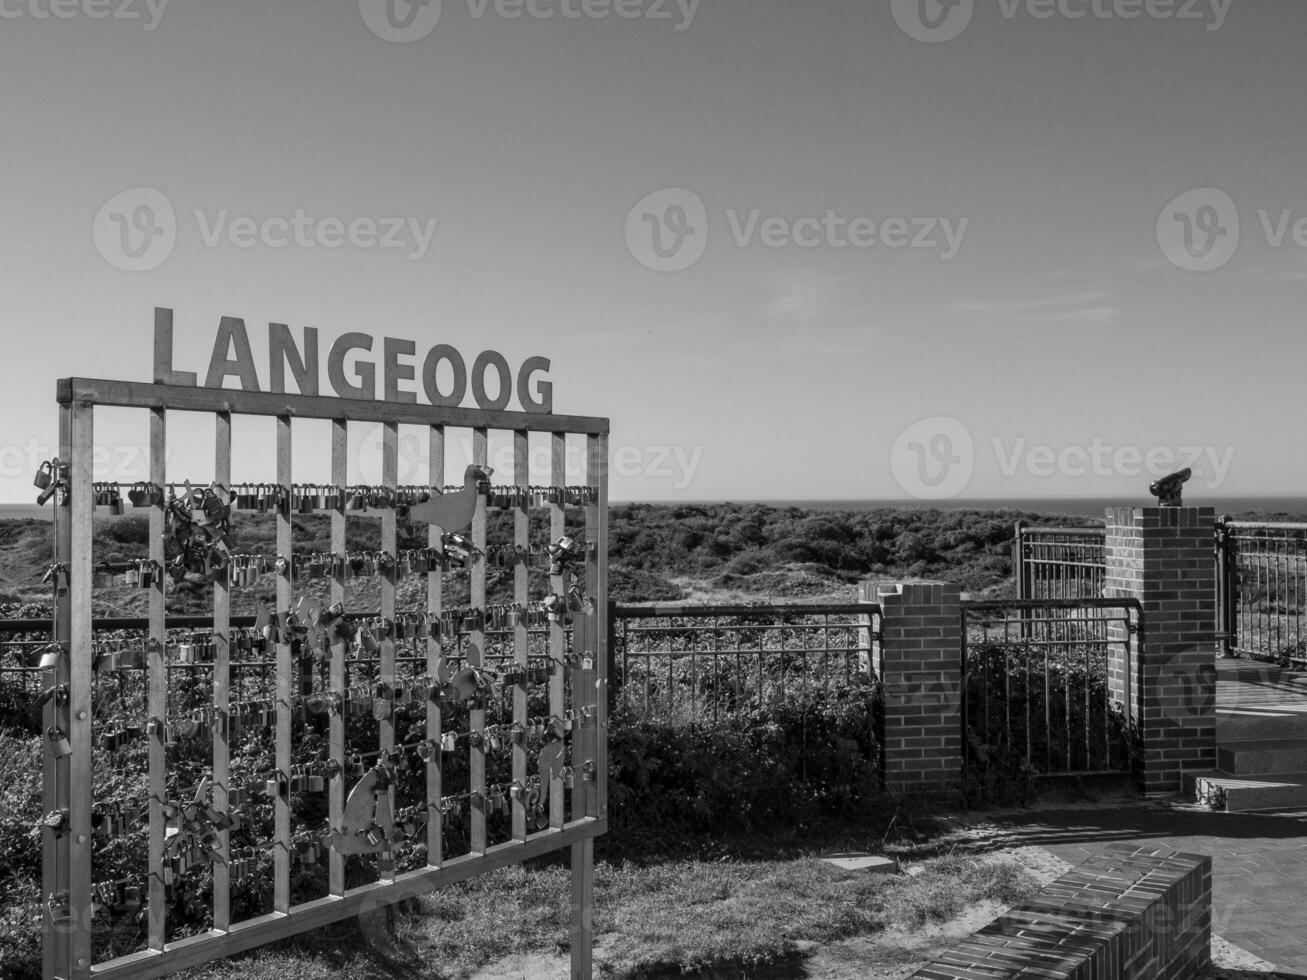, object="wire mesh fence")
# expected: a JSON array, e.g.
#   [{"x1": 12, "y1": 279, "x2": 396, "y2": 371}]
[
  {"x1": 610, "y1": 603, "x2": 881, "y2": 727},
  {"x1": 961, "y1": 599, "x2": 1139, "y2": 777}
]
